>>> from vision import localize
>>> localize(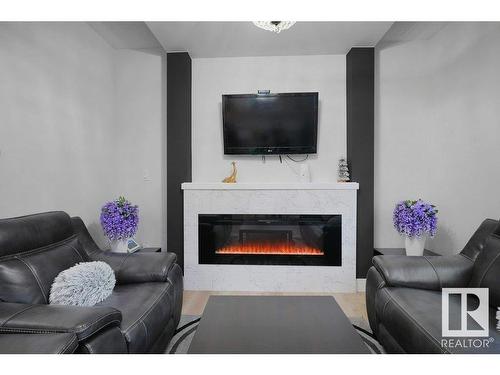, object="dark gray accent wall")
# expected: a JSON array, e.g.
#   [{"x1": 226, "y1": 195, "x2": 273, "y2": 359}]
[
  {"x1": 167, "y1": 52, "x2": 192, "y2": 270},
  {"x1": 346, "y1": 48, "x2": 374, "y2": 278}
]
